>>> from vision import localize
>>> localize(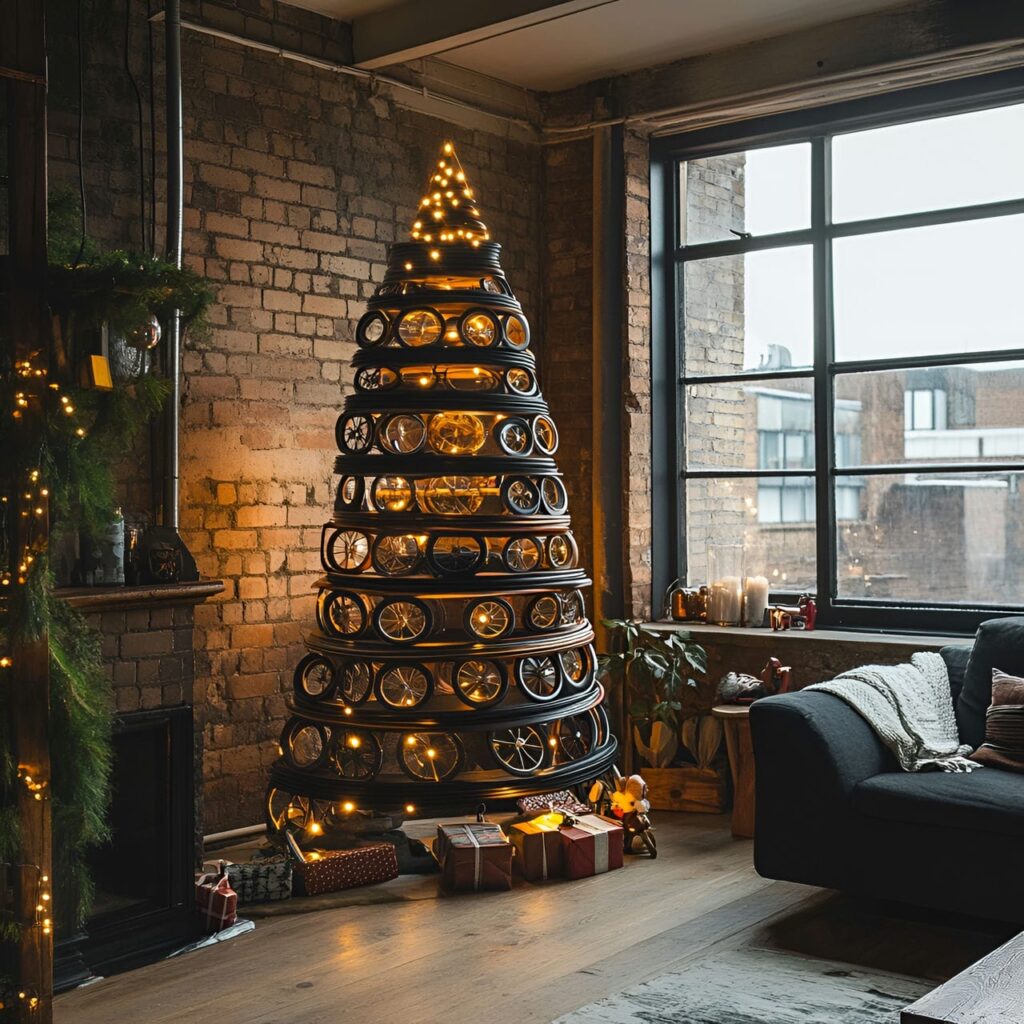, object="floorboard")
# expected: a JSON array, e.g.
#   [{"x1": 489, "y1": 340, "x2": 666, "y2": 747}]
[{"x1": 55, "y1": 813, "x2": 1008, "y2": 1024}]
